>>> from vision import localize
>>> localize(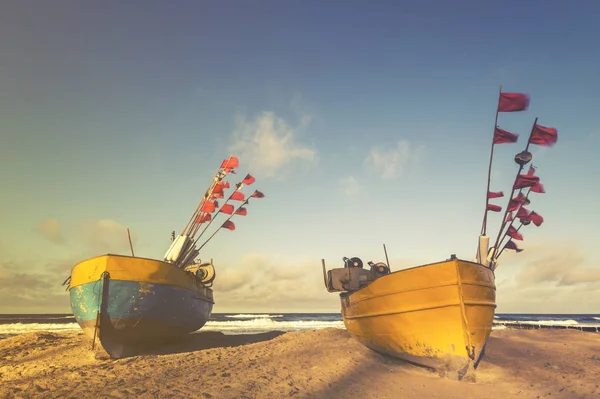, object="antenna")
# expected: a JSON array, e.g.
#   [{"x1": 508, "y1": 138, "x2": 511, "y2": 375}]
[{"x1": 383, "y1": 244, "x2": 390, "y2": 271}]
